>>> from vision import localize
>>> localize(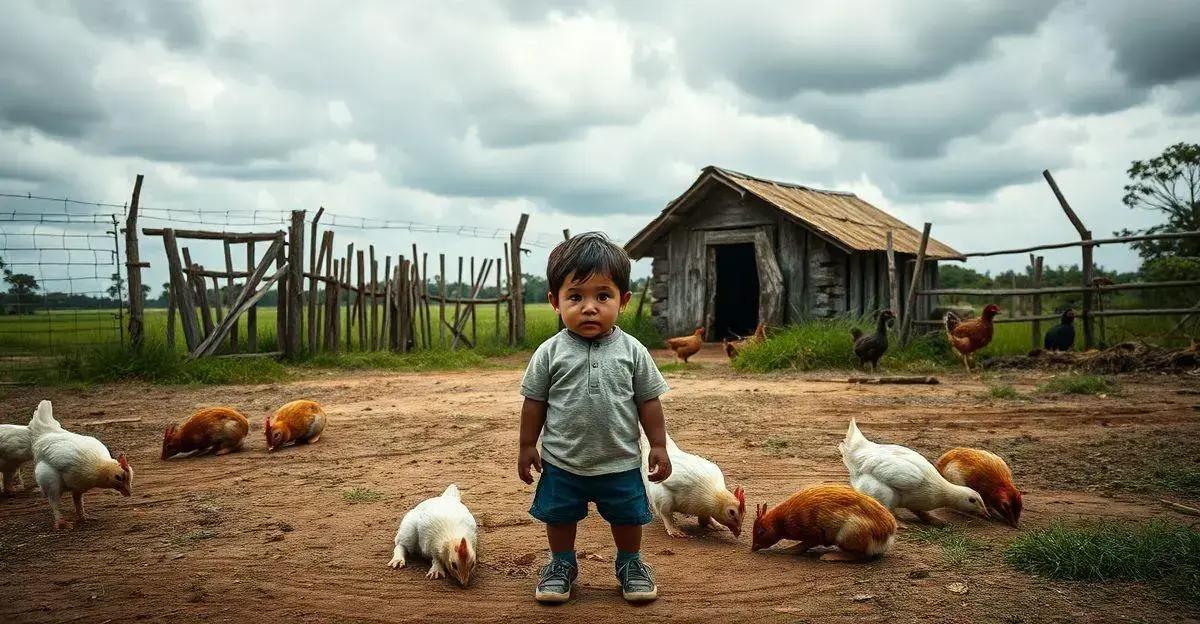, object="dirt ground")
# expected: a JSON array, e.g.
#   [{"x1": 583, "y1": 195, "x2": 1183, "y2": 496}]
[{"x1": 2, "y1": 345, "x2": 1198, "y2": 623}]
